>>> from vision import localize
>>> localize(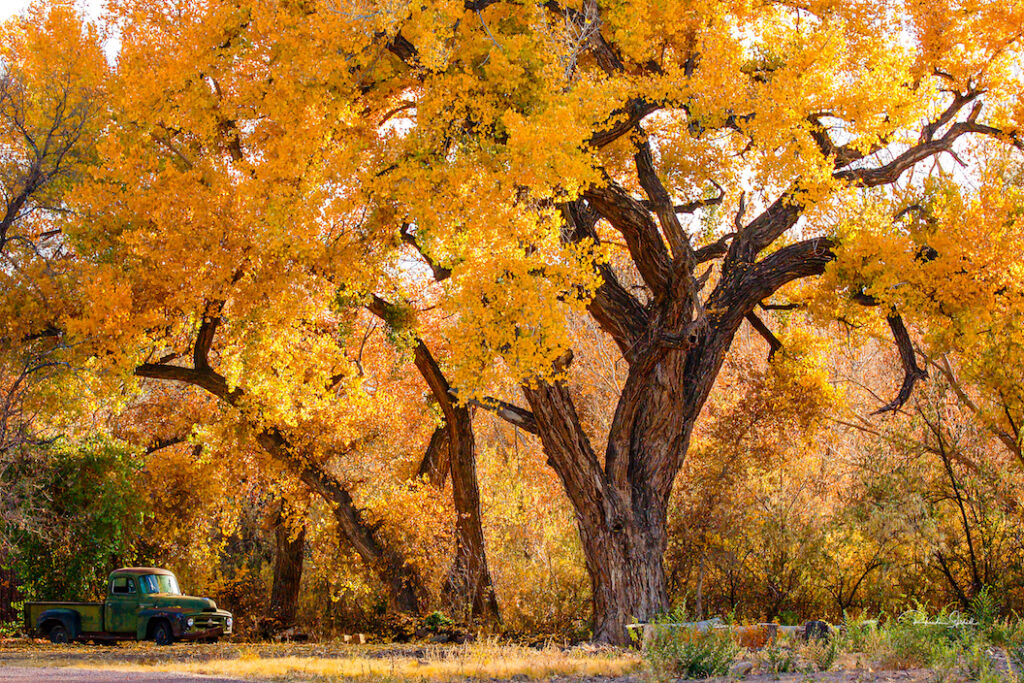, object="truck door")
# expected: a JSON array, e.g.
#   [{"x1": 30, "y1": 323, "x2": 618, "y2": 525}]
[{"x1": 105, "y1": 576, "x2": 138, "y2": 633}]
